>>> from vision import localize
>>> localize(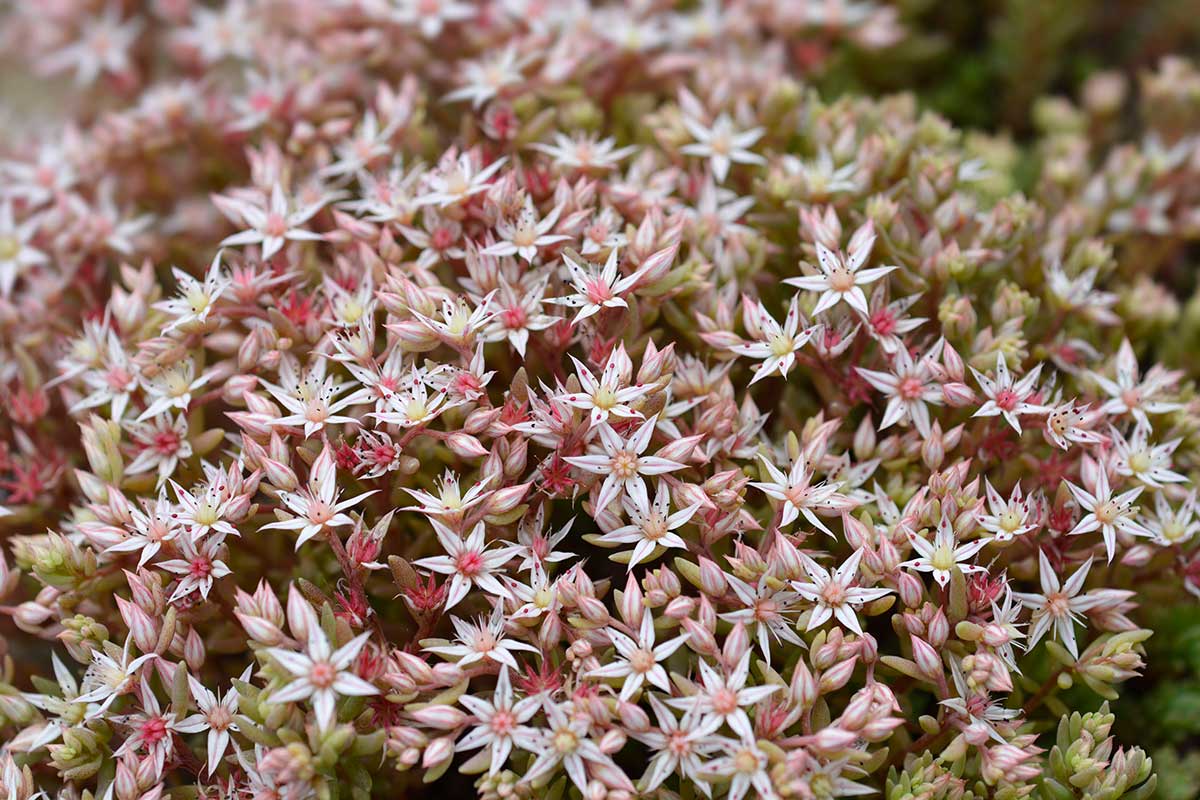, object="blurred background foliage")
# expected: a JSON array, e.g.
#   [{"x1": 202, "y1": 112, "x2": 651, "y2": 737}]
[{"x1": 819, "y1": 0, "x2": 1200, "y2": 137}]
